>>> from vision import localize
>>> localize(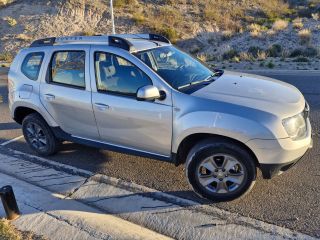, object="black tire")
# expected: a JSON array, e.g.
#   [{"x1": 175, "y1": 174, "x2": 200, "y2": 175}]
[
  {"x1": 22, "y1": 113, "x2": 60, "y2": 156},
  {"x1": 186, "y1": 138, "x2": 256, "y2": 202}
]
